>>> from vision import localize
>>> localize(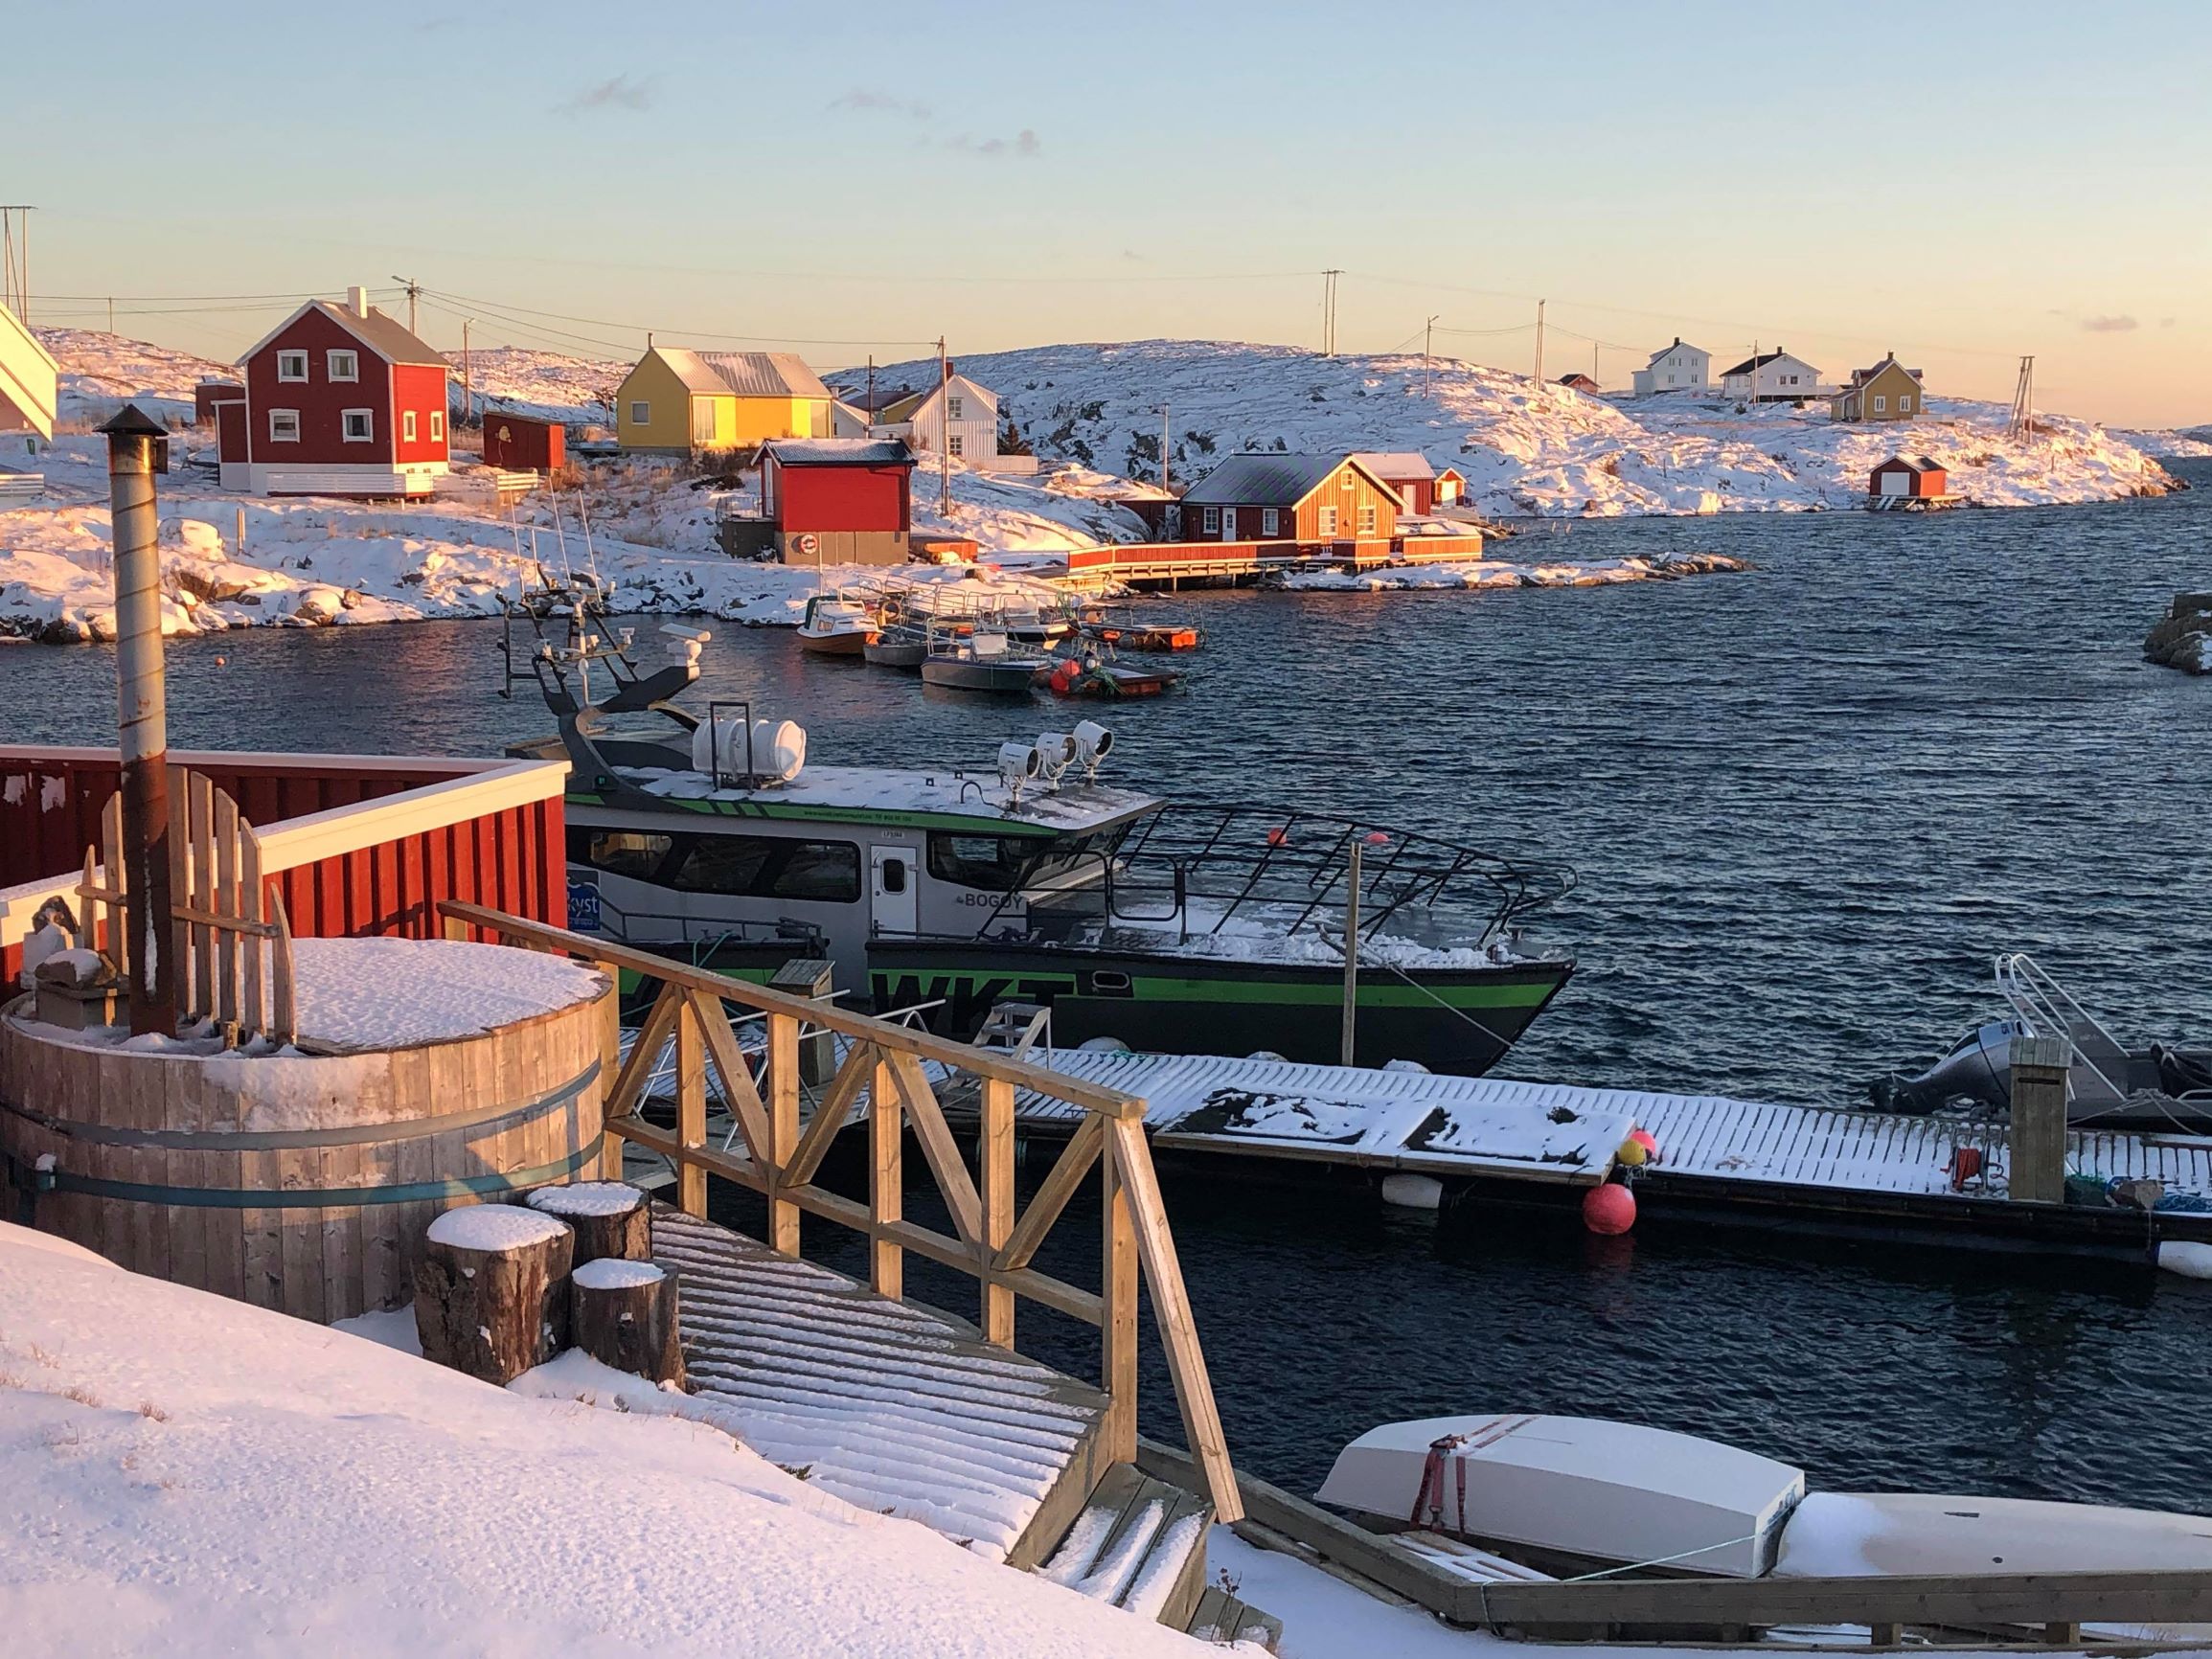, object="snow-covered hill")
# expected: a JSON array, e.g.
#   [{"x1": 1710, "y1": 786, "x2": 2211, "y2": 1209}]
[
  {"x1": 458, "y1": 346, "x2": 624, "y2": 426},
  {"x1": 836, "y1": 341, "x2": 2183, "y2": 516},
  {"x1": 35, "y1": 328, "x2": 232, "y2": 427}
]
